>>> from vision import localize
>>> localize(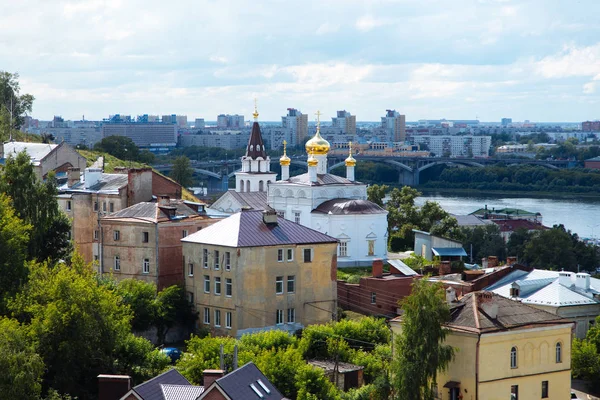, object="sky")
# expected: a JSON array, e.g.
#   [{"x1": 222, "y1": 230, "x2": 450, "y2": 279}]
[{"x1": 3, "y1": 0, "x2": 600, "y2": 122}]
